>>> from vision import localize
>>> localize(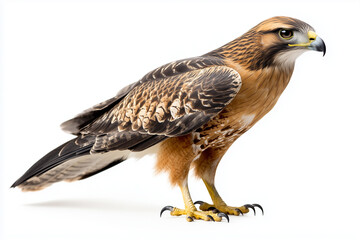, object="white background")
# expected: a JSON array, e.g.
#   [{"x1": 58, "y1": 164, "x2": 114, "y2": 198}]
[{"x1": 1, "y1": 0, "x2": 360, "y2": 239}]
